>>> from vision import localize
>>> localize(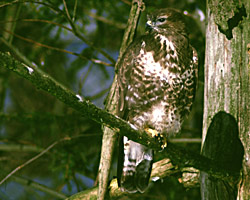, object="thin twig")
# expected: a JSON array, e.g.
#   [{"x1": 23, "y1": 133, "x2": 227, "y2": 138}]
[
  {"x1": 65, "y1": 158, "x2": 198, "y2": 199},
  {"x1": 87, "y1": 87, "x2": 110, "y2": 101},
  {"x1": 120, "y1": 0, "x2": 131, "y2": 5},
  {"x1": 97, "y1": 1, "x2": 145, "y2": 200},
  {"x1": 0, "y1": 136, "x2": 71, "y2": 185},
  {"x1": 0, "y1": 28, "x2": 113, "y2": 66},
  {"x1": 0, "y1": 144, "x2": 43, "y2": 152},
  {"x1": 72, "y1": 0, "x2": 78, "y2": 22},
  {"x1": 78, "y1": 64, "x2": 93, "y2": 95},
  {"x1": 0, "y1": 0, "x2": 116, "y2": 65},
  {"x1": 11, "y1": 175, "x2": 68, "y2": 199},
  {"x1": 0, "y1": 134, "x2": 102, "y2": 185},
  {"x1": 87, "y1": 12, "x2": 126, "y2": 29},
  {"x1": 0, "y1": 18, "x2": 73, "y2": 31},
  {"x1": 0, "y1": 37, "x2": 35, "y2": 67},
  {"x1": 7, "y1": 3, "x2": 22, "y2": 43},
  {"x1": 62, "y1": 0, "x2": 71, "y2": 21}
]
